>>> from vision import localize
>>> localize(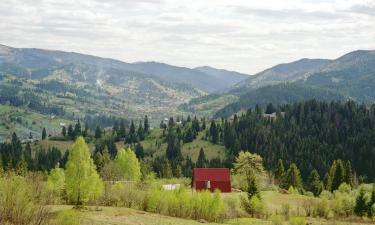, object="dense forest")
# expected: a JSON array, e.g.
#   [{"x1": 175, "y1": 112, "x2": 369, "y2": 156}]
[{"x1": 209, "y1": 100, "x2": 375, "y2": 182}]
